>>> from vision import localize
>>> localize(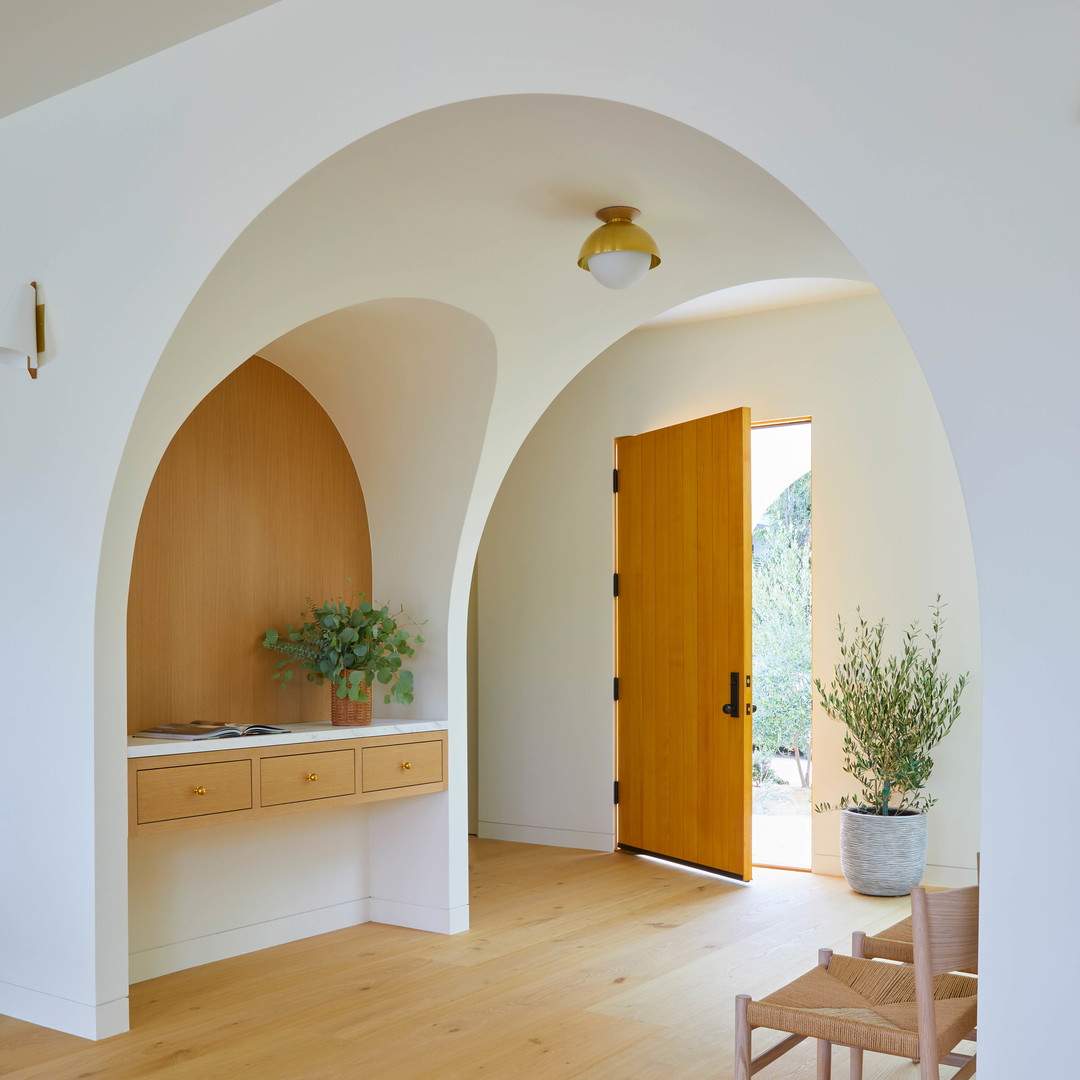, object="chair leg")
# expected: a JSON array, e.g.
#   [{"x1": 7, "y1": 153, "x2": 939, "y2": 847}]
[
  {"x1": 813, "y1": 948, "x2": 833, "y2": 1080},
  {"x1": 735, "y1": 995, "x2": 752, "y2": 1080},
  {"x1": 817, "y1": 1039, "x2": 832, "y2": 1079},
  {"x1": 849, "y1": 1046, "x2": 863, "y2": 1080}
]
